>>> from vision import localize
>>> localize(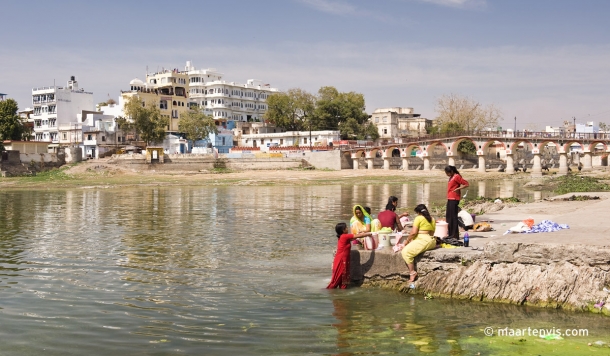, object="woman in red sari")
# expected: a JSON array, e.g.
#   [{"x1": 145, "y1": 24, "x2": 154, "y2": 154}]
[{"x1": 327, "y1": 222, "x2": 372, "y2": 289}]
